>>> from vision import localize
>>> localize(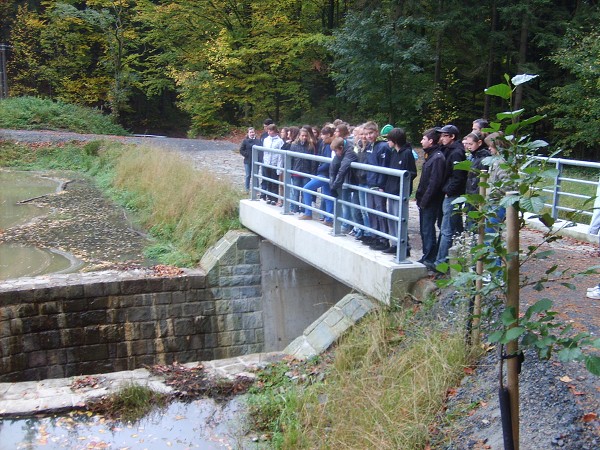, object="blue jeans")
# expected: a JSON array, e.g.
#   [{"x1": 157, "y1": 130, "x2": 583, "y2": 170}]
[
  {"x1": 419, "y1": 199, "x2": 442, "y2": 267},
  {"x1": 357, "y1": 184, "x2": 371, "y2": 236},
  {"x1": 435, "y1": 196, "x2": 463, "y2": 266},
  {"x1": 244, "y1": 162, "x2": 251, "y2": 192},
  {"x1": 341, "y1": 188, "x2": 358, "y2": 231},
  {"x1": 290, "y1": 176, "x2": 307, "y2": 213},
  {"x1": 302, "y1": 178, "x2": 332, "y2": 219}
]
